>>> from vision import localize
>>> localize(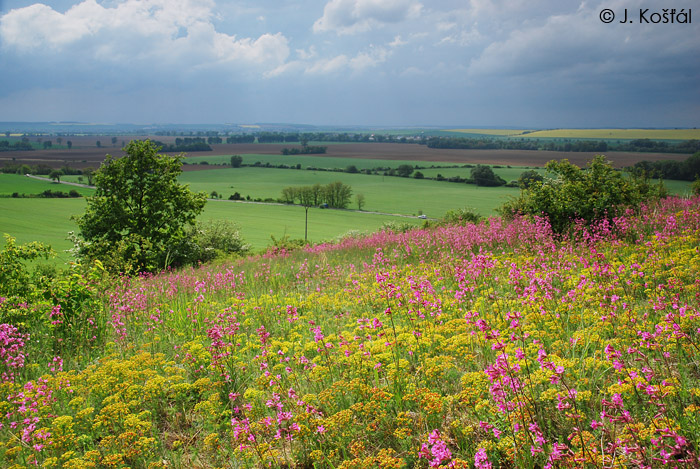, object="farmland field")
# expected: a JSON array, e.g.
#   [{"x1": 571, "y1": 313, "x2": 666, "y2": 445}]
[
  {"x1": 515, "y1": 128, "x2": 700, "y2": 140},
  {"x1": 1, "y1": 139, "x2": 690, "y2": 172},
  {"x1": 178, "y1": 167, "x2": 518, "y2": 216},
  {"x1": 0, "y1": 174, "x2": 95, "y2": 197},
  {"x1": 182, "y1": 153, "x2": 457, "y2": 170},
  {"x1": 0, "y1": 195, "x2": 422, "y2": 257}
]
